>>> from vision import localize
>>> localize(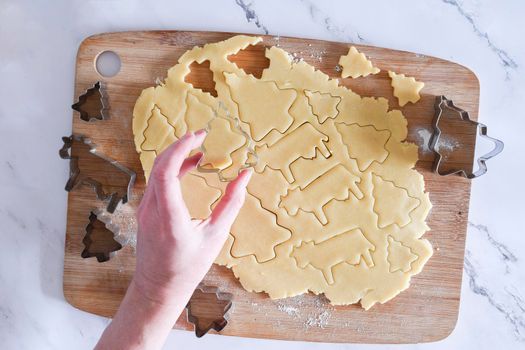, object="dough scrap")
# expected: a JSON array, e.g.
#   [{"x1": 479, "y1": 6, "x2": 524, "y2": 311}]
[
  {"x1": 132, "y1": 35, "x2": 432, "y2": 309},
  {"x1": 388, "y1": 70, "x2": 424, "y2": 106},
  {"x1": 338, "y1": 46, "x2": 380, "y2": 79}
]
